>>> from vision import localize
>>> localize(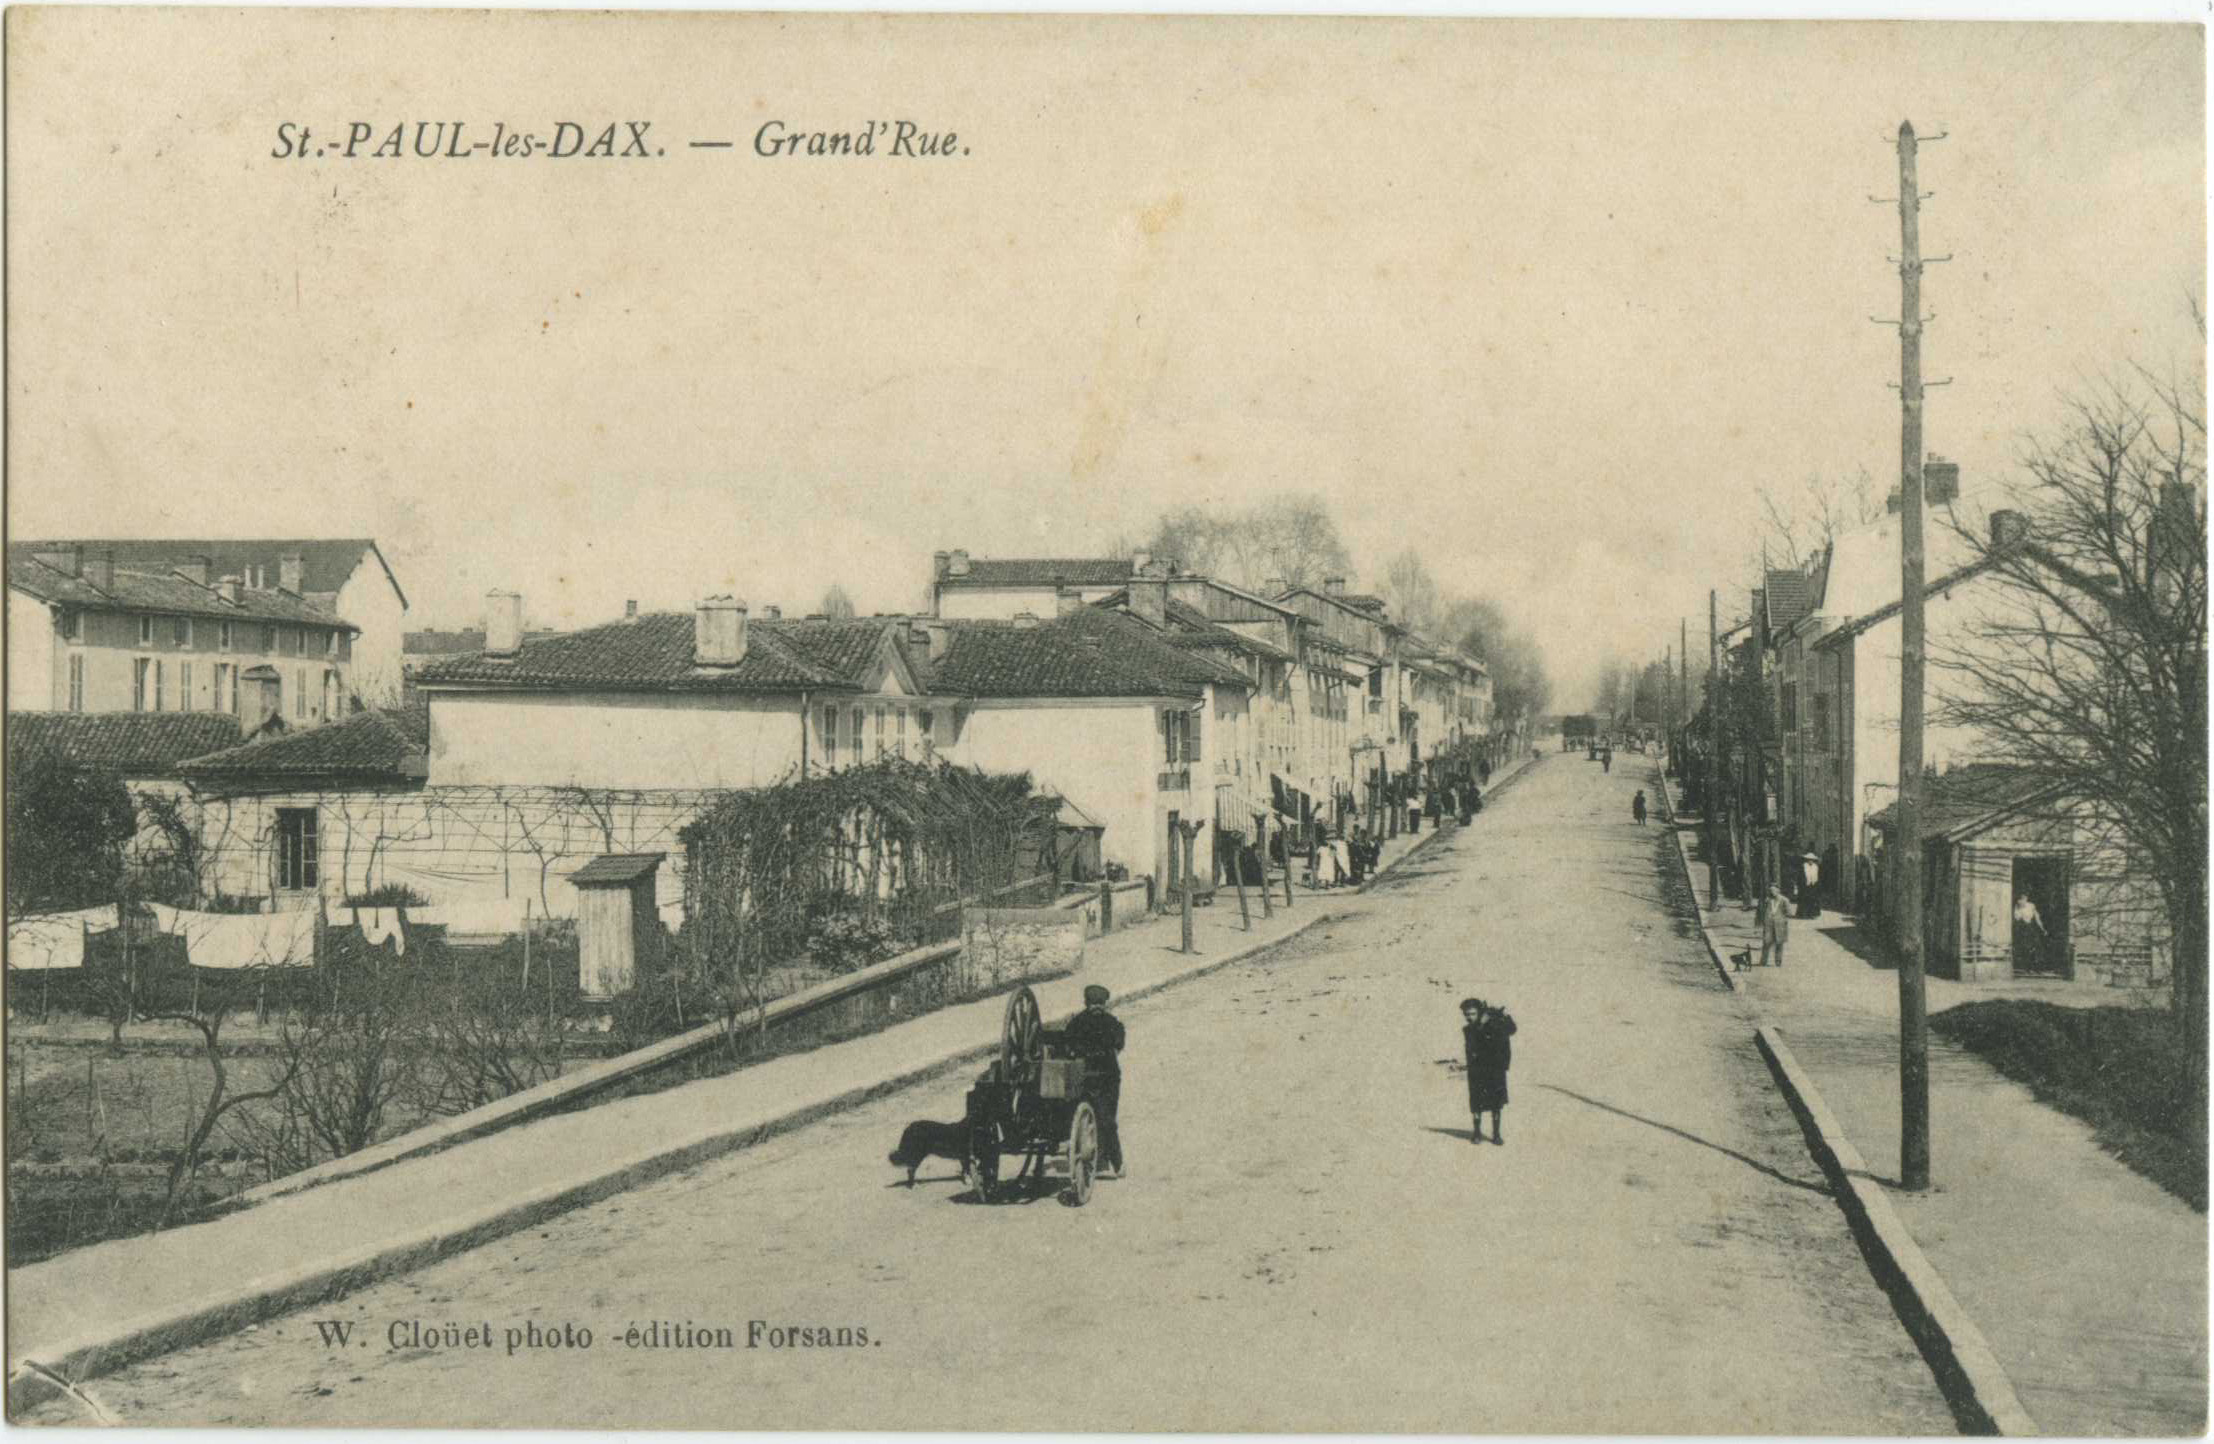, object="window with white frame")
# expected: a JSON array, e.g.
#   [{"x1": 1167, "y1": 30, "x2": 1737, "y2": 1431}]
[
  {"x1": 896, "y1": 706, "x2": 909, "y2": 759},
  {"x1": 133, "y1": 657, "x2": 151, "y2": 711},
  {"x1": 215, "y1": 663, "x2": 235, "y2": 715},
  {"x1": 181, "y1": 662, "x2": 194, "y2": 708},
  {"x1": 153, "y1": 660, "x2": 165, "y2": 712},
  {"x1": 296, "y1": 668, "x2": 308, "y2": 717},
  {"x1": 173, "y1": 617, "x2": 191, "y2": 646}
]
